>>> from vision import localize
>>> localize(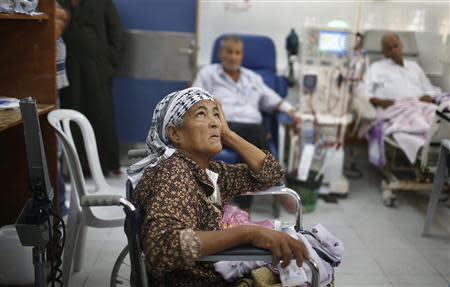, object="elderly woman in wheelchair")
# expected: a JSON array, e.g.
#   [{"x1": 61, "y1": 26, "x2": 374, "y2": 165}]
[{"x1": 127, "y1": 87, "x2": 309, "y2": 286}]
